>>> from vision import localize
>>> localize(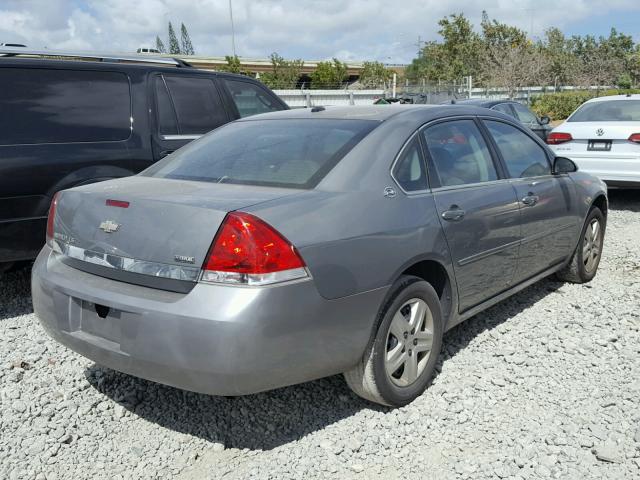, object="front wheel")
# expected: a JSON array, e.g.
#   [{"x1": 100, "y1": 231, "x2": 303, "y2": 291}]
[
  {"x1": 556, "y1": 207, "x2": 605, "y2": 283},
  {"x1": 344, "y1": 275, "x2": 443, "y2": 407}
]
